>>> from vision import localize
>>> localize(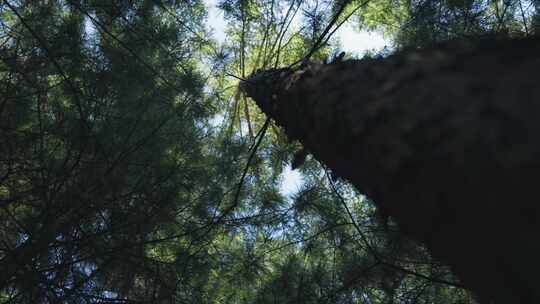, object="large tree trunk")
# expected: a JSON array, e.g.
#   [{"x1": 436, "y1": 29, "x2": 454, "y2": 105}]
[{"x1": 241, "y1": 37, "x2": 540, "y2": 303}]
